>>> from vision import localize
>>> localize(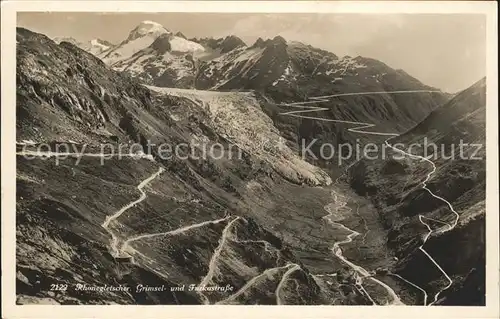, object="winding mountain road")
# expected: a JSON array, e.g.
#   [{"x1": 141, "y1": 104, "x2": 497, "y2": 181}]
[
  {"x1": 385, "y1": 139, "x2": 460, "y2": 305},
  {"x1": 218, "y1": 265, "x2": 290, "y2": 304},
  {"x1": 279, "y1": 89, "x2": 459, "y2": 306},
  {"x1": 101, "y1": 167, "x2": 165, "y2": 257},
  {"x1": 324, "y1": 189, "x2": 403, "y2": 305},
  {"x1": 19, "y1": 88, "x2": 460, "y2": 306},
  {"x1": 215, "y1": 223, "x2": 302, "y2": 305},
  {"x1": 198, "y1": 216, "x2": 241, "y2": 304},
  {"x1": 389, "y1": 272, "x2": 429, "y2": 305},
  {"x1": 275, "y1": 263, "x2": 302, "y2": 305},
  {"x1": 16, "y1": 148, "x2": 163, "y2": 257},
  {"x1": 121, "y1": 216, "x2": 232, "y2": 255}
]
